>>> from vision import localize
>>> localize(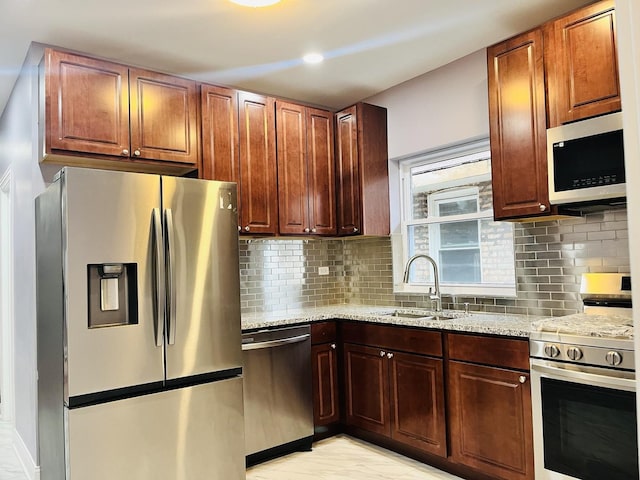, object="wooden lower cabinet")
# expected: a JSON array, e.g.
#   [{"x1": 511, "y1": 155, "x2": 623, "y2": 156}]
[
  {"x1": 344, "y1": 343, "x2": 389, "y2": 436},
  {"x1": 343, "y1": 342, "x2": 446, "y2": 457},
  {"x1": 311, "y1": 342, "x2": 340, "y2": 426},
  {"x1": 448, "y1": 361, "x2": 534, "y2": 480},
  {"x1": 389, "y1": 351, "x2": 446, "y2": 457}
]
